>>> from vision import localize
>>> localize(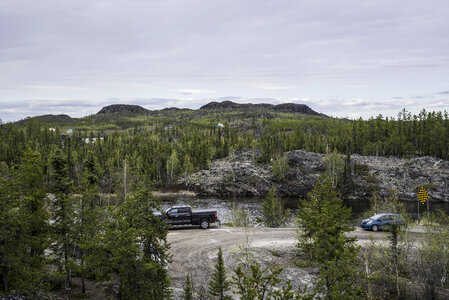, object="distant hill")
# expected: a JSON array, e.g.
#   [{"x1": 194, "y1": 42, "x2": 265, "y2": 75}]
[
  {"x1": 11, "y1": 101, "x2": 324, "y2": 126},
  {"x1": 95, "y1": 101, "x2": 323, "y2": 117},
  {"x1": 199, "y1": 101, "x2": 324, "y2": 116},
  {"x1": 97, "y1": 104, "x2": 149, "y2": 115},
  {"x1": 15, "y1": 114, "x2": 73, "y2": 125}
]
